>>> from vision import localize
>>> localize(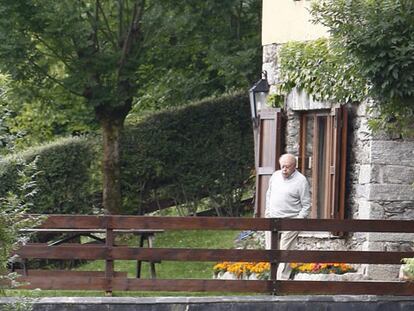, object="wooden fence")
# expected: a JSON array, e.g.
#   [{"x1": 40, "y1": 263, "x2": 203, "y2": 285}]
[{"x1": 12, "y1": 215, "x2": 414, "y2": 295}]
